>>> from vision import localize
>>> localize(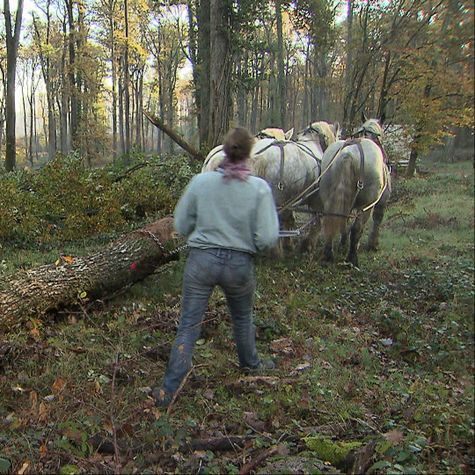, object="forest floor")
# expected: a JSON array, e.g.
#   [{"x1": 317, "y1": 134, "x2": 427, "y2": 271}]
[{"x1": 0, "y1": 160, "x2": 473, "y2": 475}]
